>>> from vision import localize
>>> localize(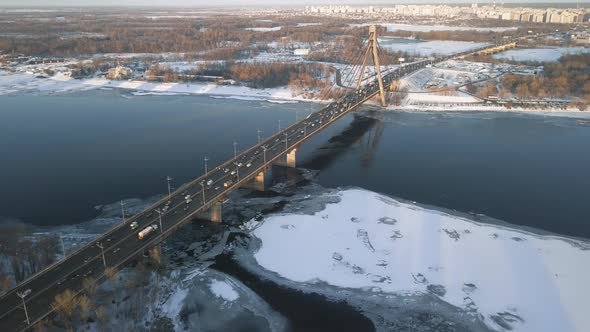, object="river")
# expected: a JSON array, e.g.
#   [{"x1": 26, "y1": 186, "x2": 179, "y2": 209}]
[{"x1": 1, "y1": 90, "x2": 589, "y2": 238}]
